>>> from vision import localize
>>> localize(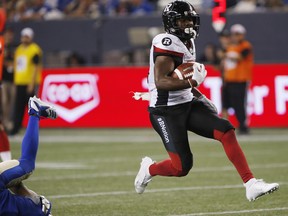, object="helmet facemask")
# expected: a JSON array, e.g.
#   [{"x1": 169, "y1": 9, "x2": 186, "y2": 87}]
[
  {"x1": 171, "y1": 14, "x2": 199, "y2": 40},
  {"x1": 162, "y1": 1, "x2": 200, "y2": 40}
]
